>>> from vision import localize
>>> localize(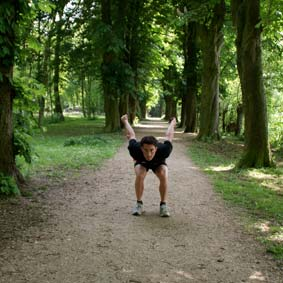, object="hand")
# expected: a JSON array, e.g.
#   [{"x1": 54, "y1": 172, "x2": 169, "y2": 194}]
[
  {"x1": 121, "y1": 114, "x2": 128, "y2": 123},
  {"x1": 170, "y1": 117, "x2": 177, "y2": 127}
]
